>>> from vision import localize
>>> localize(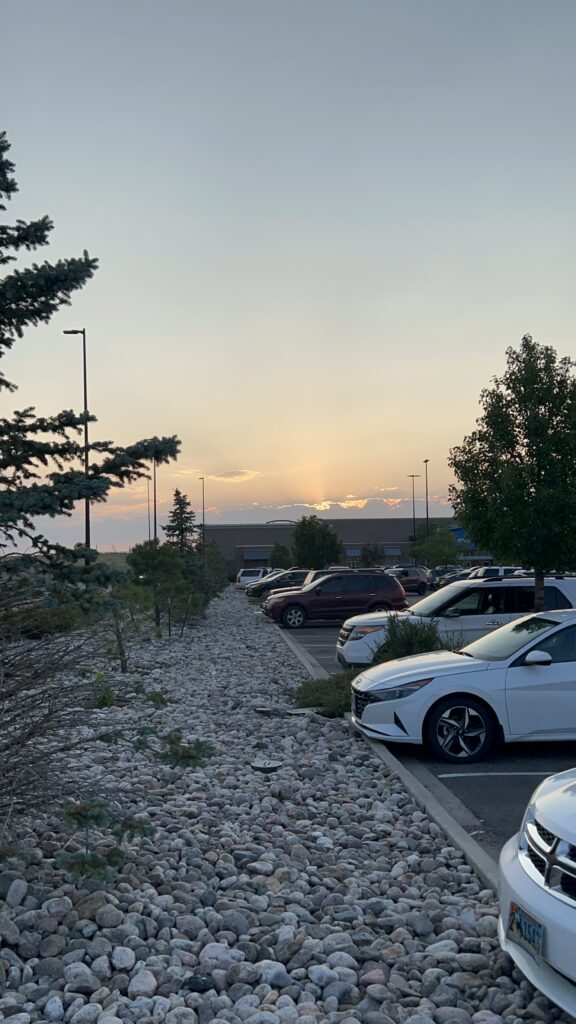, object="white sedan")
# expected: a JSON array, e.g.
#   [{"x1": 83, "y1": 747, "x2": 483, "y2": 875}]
[
  {"x1": 499, "y1": 769, "x2": 576, "y2": 1017},
  {"x1": 351, "y1": 609, "x2": 576, "y2": 762}
]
